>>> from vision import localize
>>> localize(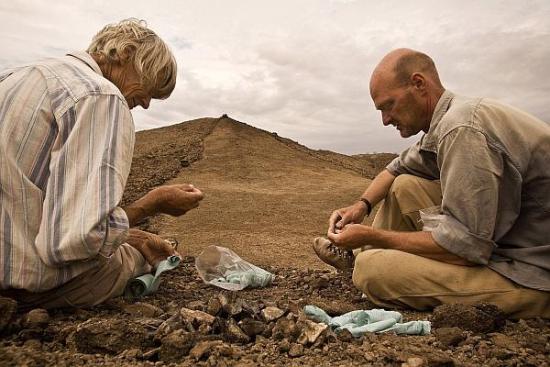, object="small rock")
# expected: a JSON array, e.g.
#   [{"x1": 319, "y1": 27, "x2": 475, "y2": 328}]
[
  {"x1": 67, "y1": 318, "x2": 154, "y2": 354},
  {"x1": 180, "y1": 307, "x2": 216, "y2": 331},
  {"x1": 490, "y1": 333, "x2": 520, "y2": 350},
  {"x1": 278, "y1": 339, "x2": 291, "y2": 353},
  {"x1": 207, "y1": 297, "x2": 222, "y2": 316},
  {"x1": 262, "y1": 306, "x2": 285, "y2": 322},
  {"x1": 187, "y1": 300, "x2": 206, "y2": 311},
  {"x1": 337, "y1": 329, "x2": 354, "y2": 342},
  {"x1": 23, "y1": 309, "x2": 50, "y2": 329},
  {"x1": 123, "y1": 302, "x2": 163, "y2": 318},
  {"x1": 404, "y1": 357, "x2": 425, "y2": 367},
  {"x1": 238, "y1": 318, "x2": 266, "y2": 337},
  {"x1": 23, "y1": 339, "x2": 42, "y2": 350},
  {"x1": 434, "y1": 327, "x2": 466, "y2": 347},
  {"x1": 0, "y1": 297, "x2": 17, "y2": 332},
  {"x1": 288, "y1": 343, "x2": 304, "y2": 358},
  {"x1": 159, "y1": 330, "x2": 197, "y2": 363},
  {"x1": 225, "y1": 319, "x2": 250, "y2": 344},
  {"x1": 311, "y1": 277, "x2": 329, "y2": 290},
  {"x1": 190, "y1": 340, "x2": 224, "y2": 360},
  {"x1": 117, "y1": 348, "x2": 143, "y2": 360},
  {"x1": 219, "y1": 293, "x2": 243, "y2": 316},
  {"x1": 432, "y1": 303, "x2": 505, "y2": 333},
  {"x1": 272, "y1": 318, "x2": 299, "y2": 341},
  {"x1": 297, "y1": 320, "x2": 328, "y2": 345}
]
